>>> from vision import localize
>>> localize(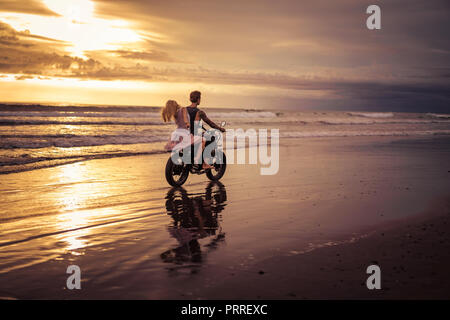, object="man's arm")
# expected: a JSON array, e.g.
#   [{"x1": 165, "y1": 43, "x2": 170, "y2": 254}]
[
  {"x1": 182, "y1": 107, "x2": 190, "y2": 128},
  {"x1": 198, "y1": 110, "x2": 225, "y2": 132}
]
